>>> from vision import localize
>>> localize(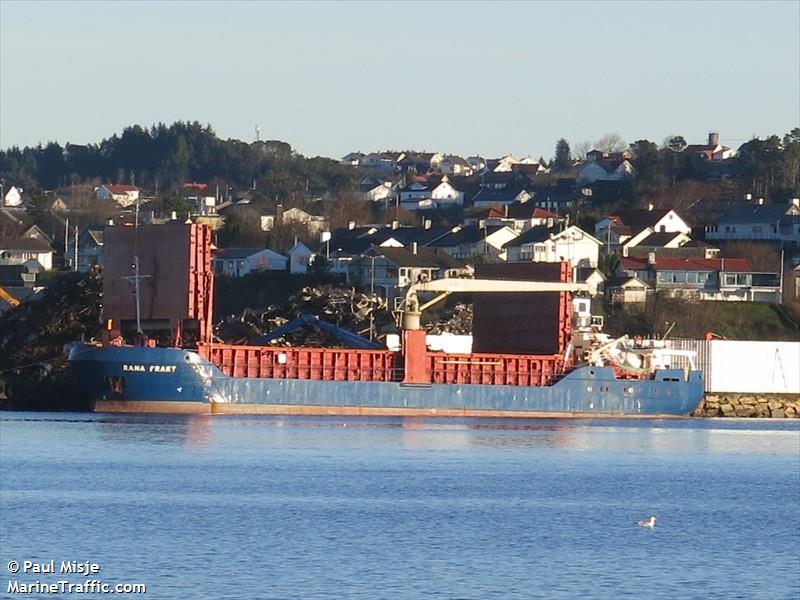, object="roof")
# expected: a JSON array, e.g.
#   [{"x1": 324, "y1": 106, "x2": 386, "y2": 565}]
[
  {"x1": 483, "y1": 203, "x2": 557, "y2": 220},
  {"x1": 473, "y1": 186, "x2": 529, "y2": 205},
  {"x1": 372, "y1": 246, "x2": 464, "y2": 269},
  {"x1": 0, "y1": 237, "x2": 54, "y2": 252},
  {"x1": 428, "y1": 225, "x2": 505, "y2": 248},
  {"x1": 606, "y1": 275, "x2": 649, "y2": 288},
  {"x1": 102, "y1": 184, "x2": 139, "y2": 194},
  {"x1": 580, "y1": 158, "x2": 628, "y2": 174},
  {"x1": 213, "y1": 247, "x2": 286, "y2": 260},
  {"x1": 716, "y1": 203, "x2": 796, "y2": 225},
  {"x1": 619, "y1": 256, "x2": 752, "y2": 272},
  {"x1": 503, "y1": 225, "x2": 552, "y2": 248},
  {"x1": 633, "y1": 231, "x2": 685, "y2": 248},
  {"x1": 607, "y1": 209, "x2": 672, "y2": 232}
]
